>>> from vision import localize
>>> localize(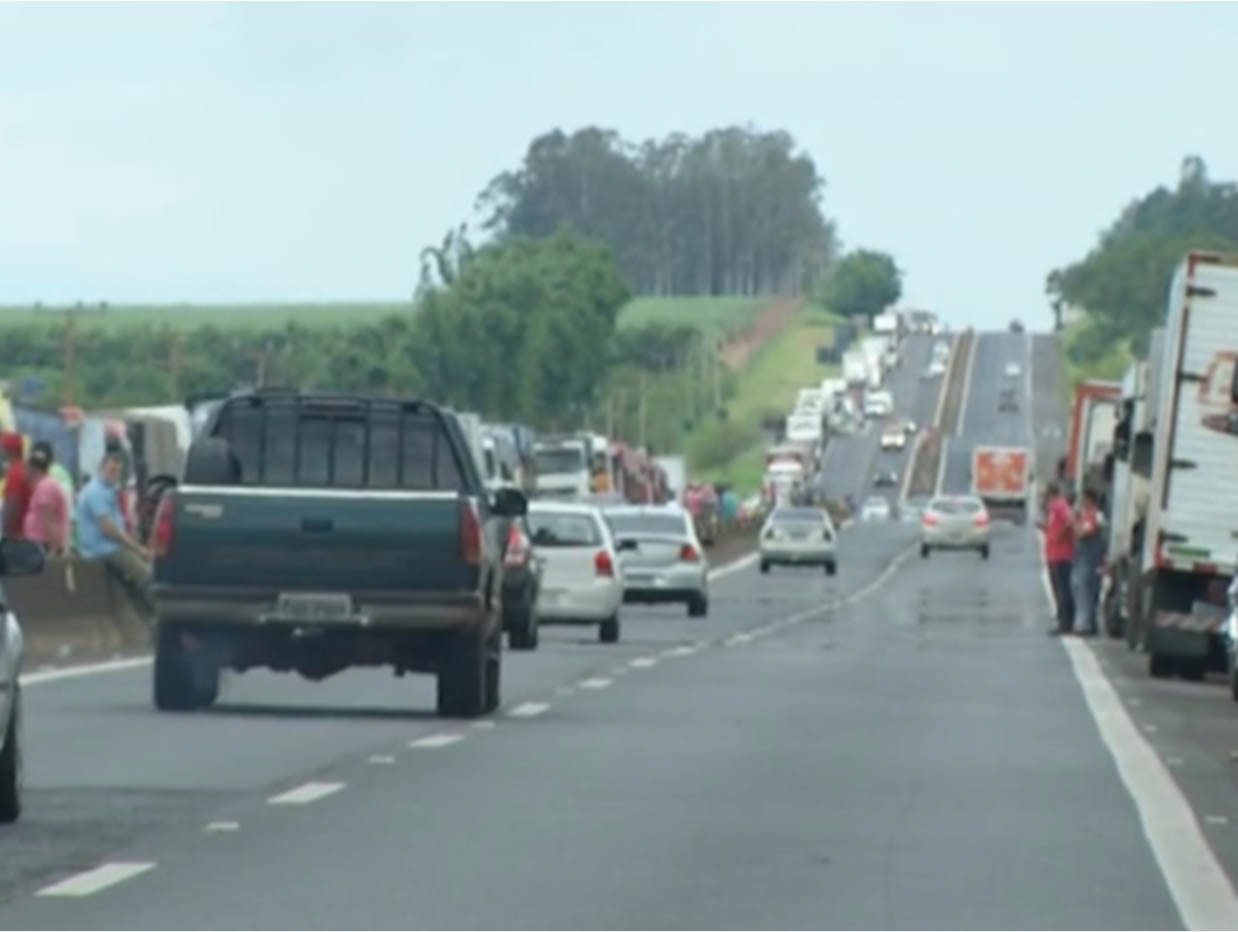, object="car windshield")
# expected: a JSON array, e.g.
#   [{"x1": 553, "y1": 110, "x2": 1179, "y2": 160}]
[
  {"x1": 527, "y1": 512, "x2": 602, "y2": 547},
  {"x1": 606, "y1": 513, "x2": 688, "y2": 537},
  {"x1": 534, "y1": 447, "x2": 586, "y2": 474},
  {"x1": 930, "y1": 498, "x2": 984, "y2": 515}
]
